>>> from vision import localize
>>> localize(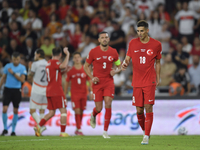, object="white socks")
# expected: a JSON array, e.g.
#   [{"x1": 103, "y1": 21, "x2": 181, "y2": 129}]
[{"x1": 32, "y1": 112, "x2": 40, "y2": 124}]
